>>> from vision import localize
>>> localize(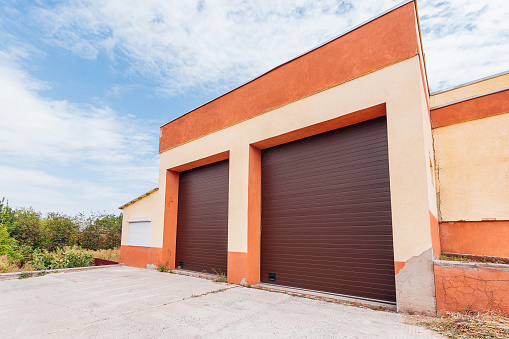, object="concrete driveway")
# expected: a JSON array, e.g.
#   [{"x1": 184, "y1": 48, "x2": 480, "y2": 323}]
[{"x1": 0, "y1": 266, "x2": 442, "y2": 338}]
